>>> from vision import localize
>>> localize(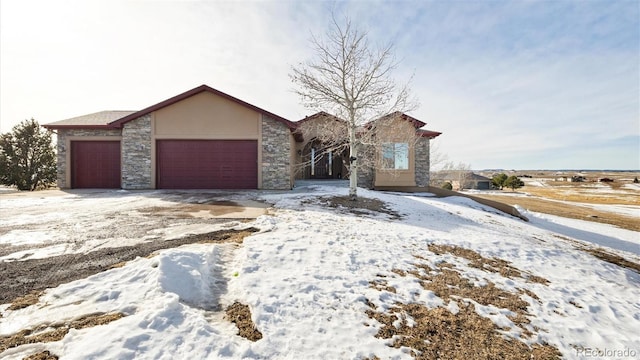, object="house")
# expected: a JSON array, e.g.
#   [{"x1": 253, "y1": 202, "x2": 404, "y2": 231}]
[
  {"x1": 467, "y1": 173, "x2": 493, "y2": 190},
  {"x1": 434, "y1": 171, "x2": 491, "y2": 190},
  {"x1": 293, "y1": 111, "x2": 441, "y2": 188},
  {"x1": 43, "y1": 85, "x2": 441, "y2": 190}
]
